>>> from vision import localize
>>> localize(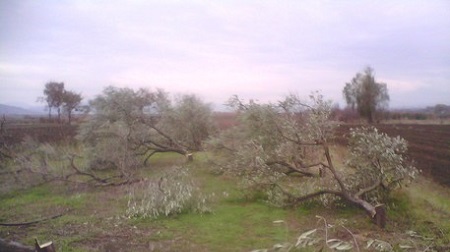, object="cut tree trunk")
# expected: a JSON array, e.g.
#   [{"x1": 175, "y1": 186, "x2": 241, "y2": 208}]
[
  {"x1": 35, "y1": 239, "x2": 56, "y2": 252},
  {"x1": 374, "y1": 204, "x2": 387, "y2": 228}
]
